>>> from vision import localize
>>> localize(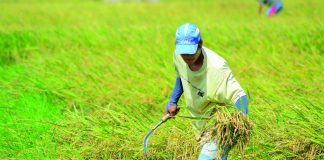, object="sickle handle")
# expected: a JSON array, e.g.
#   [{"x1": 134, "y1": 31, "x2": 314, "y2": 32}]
[{"x1": 162, "y1": 114, "x2": 170, "y2": 122}]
